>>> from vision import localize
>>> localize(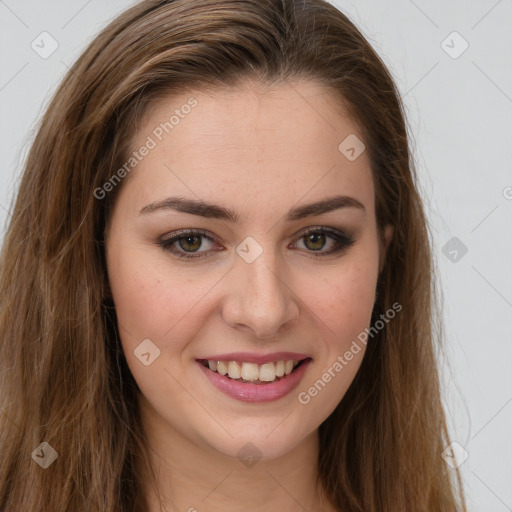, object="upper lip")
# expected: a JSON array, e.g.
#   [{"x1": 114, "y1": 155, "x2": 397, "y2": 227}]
[{"x1": 197, "y1": 352, "x2": 312, "y2": 365}]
